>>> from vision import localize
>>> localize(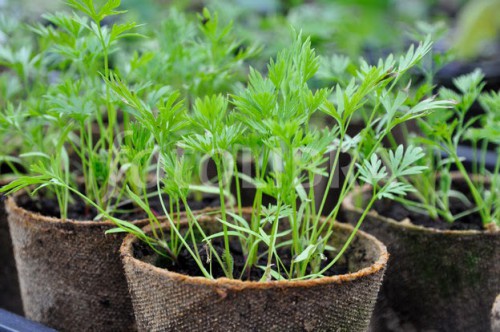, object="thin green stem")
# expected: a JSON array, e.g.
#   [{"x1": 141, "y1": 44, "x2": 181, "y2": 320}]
[
  {"x1": 452, "y1": 151, "x2": 490, "y2": 224},
  {"x1": 233, "y1": 153, "x2": 242, "y2": 216},
  {"x1": 261, "y1": 201, "x2": 281, "y2": 281},
  {"x1": 318, "y1": 187, "x2": 377, "y2": 276},
  {"x1": 313, "y1": 132, "x2": 344, "y2": 229},
  {"x1": 215, "y1": 154, "x2": 232, "y2": 277}
]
